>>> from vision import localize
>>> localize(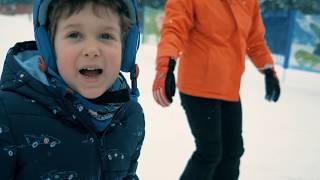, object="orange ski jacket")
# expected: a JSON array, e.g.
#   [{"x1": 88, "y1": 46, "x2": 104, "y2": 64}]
[{"x1": 156, "y1": 0, "x2": 274, "y2": 101}]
